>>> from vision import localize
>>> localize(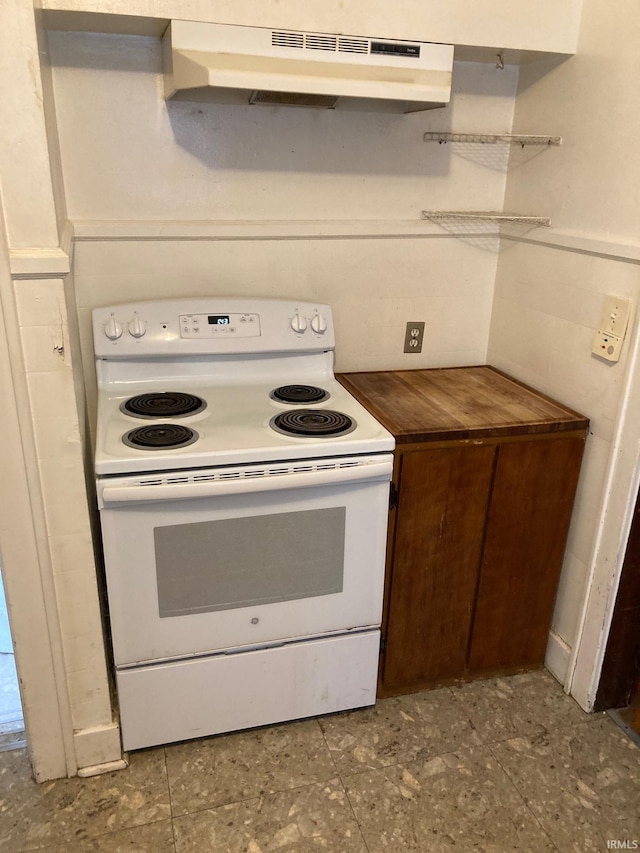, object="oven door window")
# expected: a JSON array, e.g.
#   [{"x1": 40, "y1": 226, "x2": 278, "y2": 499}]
[{"x1": 155, "y1": 507, "x2": 345, "y2": 617}]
